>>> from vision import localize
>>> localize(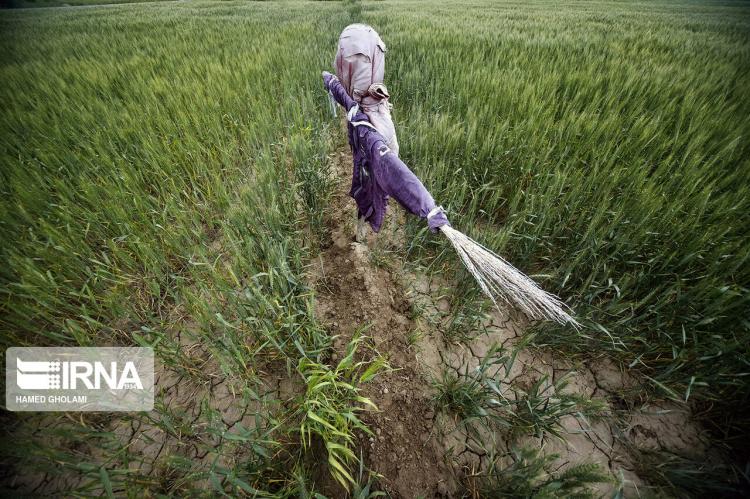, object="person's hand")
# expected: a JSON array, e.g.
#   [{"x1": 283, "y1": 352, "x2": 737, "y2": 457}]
[
  {"x1": 321, "y1": 71, "x2": 336, "y2": 90},
  {"x1": 427, "y1": 206, "x2": 450, "y2": 233}
]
